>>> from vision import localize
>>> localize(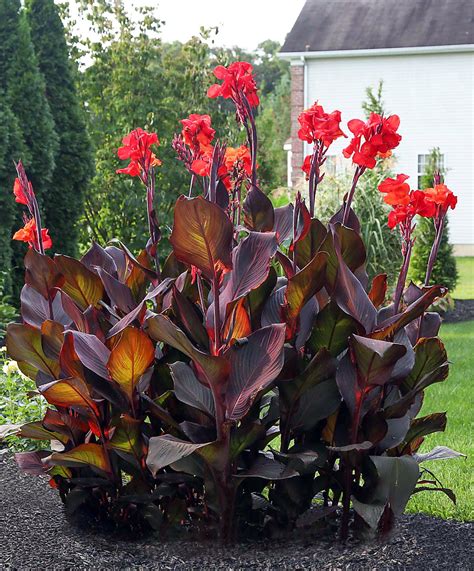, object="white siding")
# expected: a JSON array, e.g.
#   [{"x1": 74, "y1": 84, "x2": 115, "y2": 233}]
[{"x1": 305, "y1": 51, "x2": 474, "y2": 245}]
